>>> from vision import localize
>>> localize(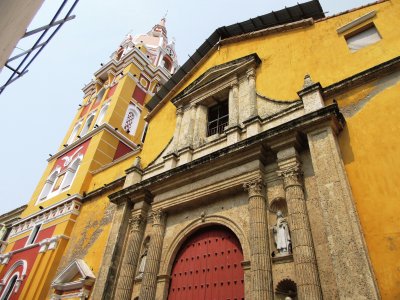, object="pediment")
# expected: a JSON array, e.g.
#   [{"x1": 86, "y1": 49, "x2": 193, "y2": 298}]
[
  {"x1": 51, "y1": 259, "x2": 95, "y2": 290},
  {"x1": 173, "y1": 53, "x2": 261, "y2": 106}
]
